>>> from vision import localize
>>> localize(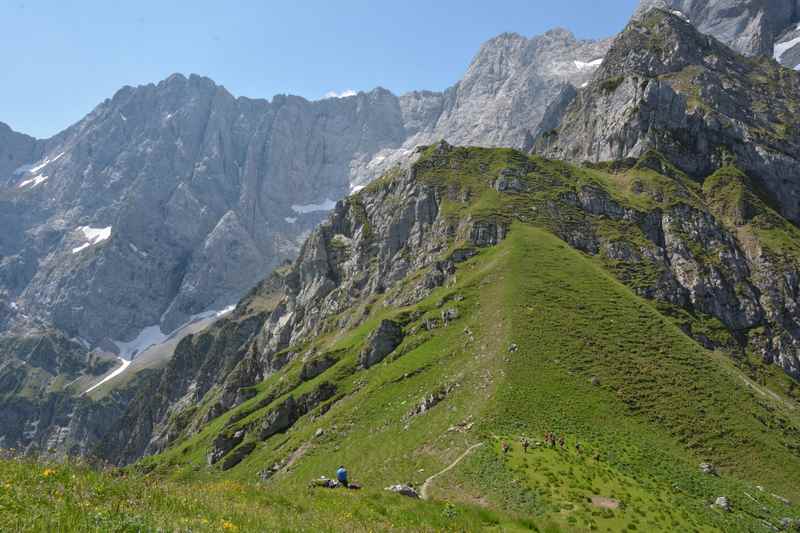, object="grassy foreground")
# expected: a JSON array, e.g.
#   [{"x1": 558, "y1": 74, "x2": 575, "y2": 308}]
[{"x1": 0, "y1": 454, "x2": 542, "y2": 532}]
